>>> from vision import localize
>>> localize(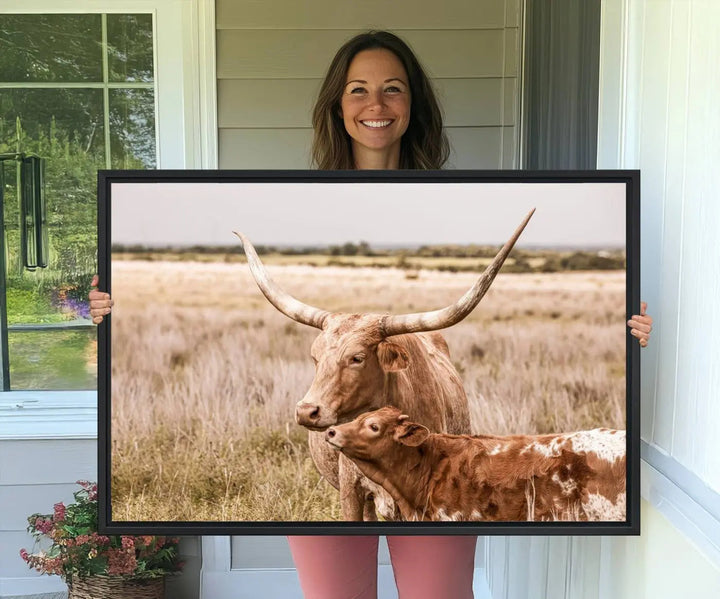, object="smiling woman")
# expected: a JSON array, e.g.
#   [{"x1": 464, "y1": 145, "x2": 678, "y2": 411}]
[
  {"x1": 311, "y1": 30, "x2": 448, "y2": 170},
  {"x1": 340, "y1": 48, "x2": 411, "y2": 169}
]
